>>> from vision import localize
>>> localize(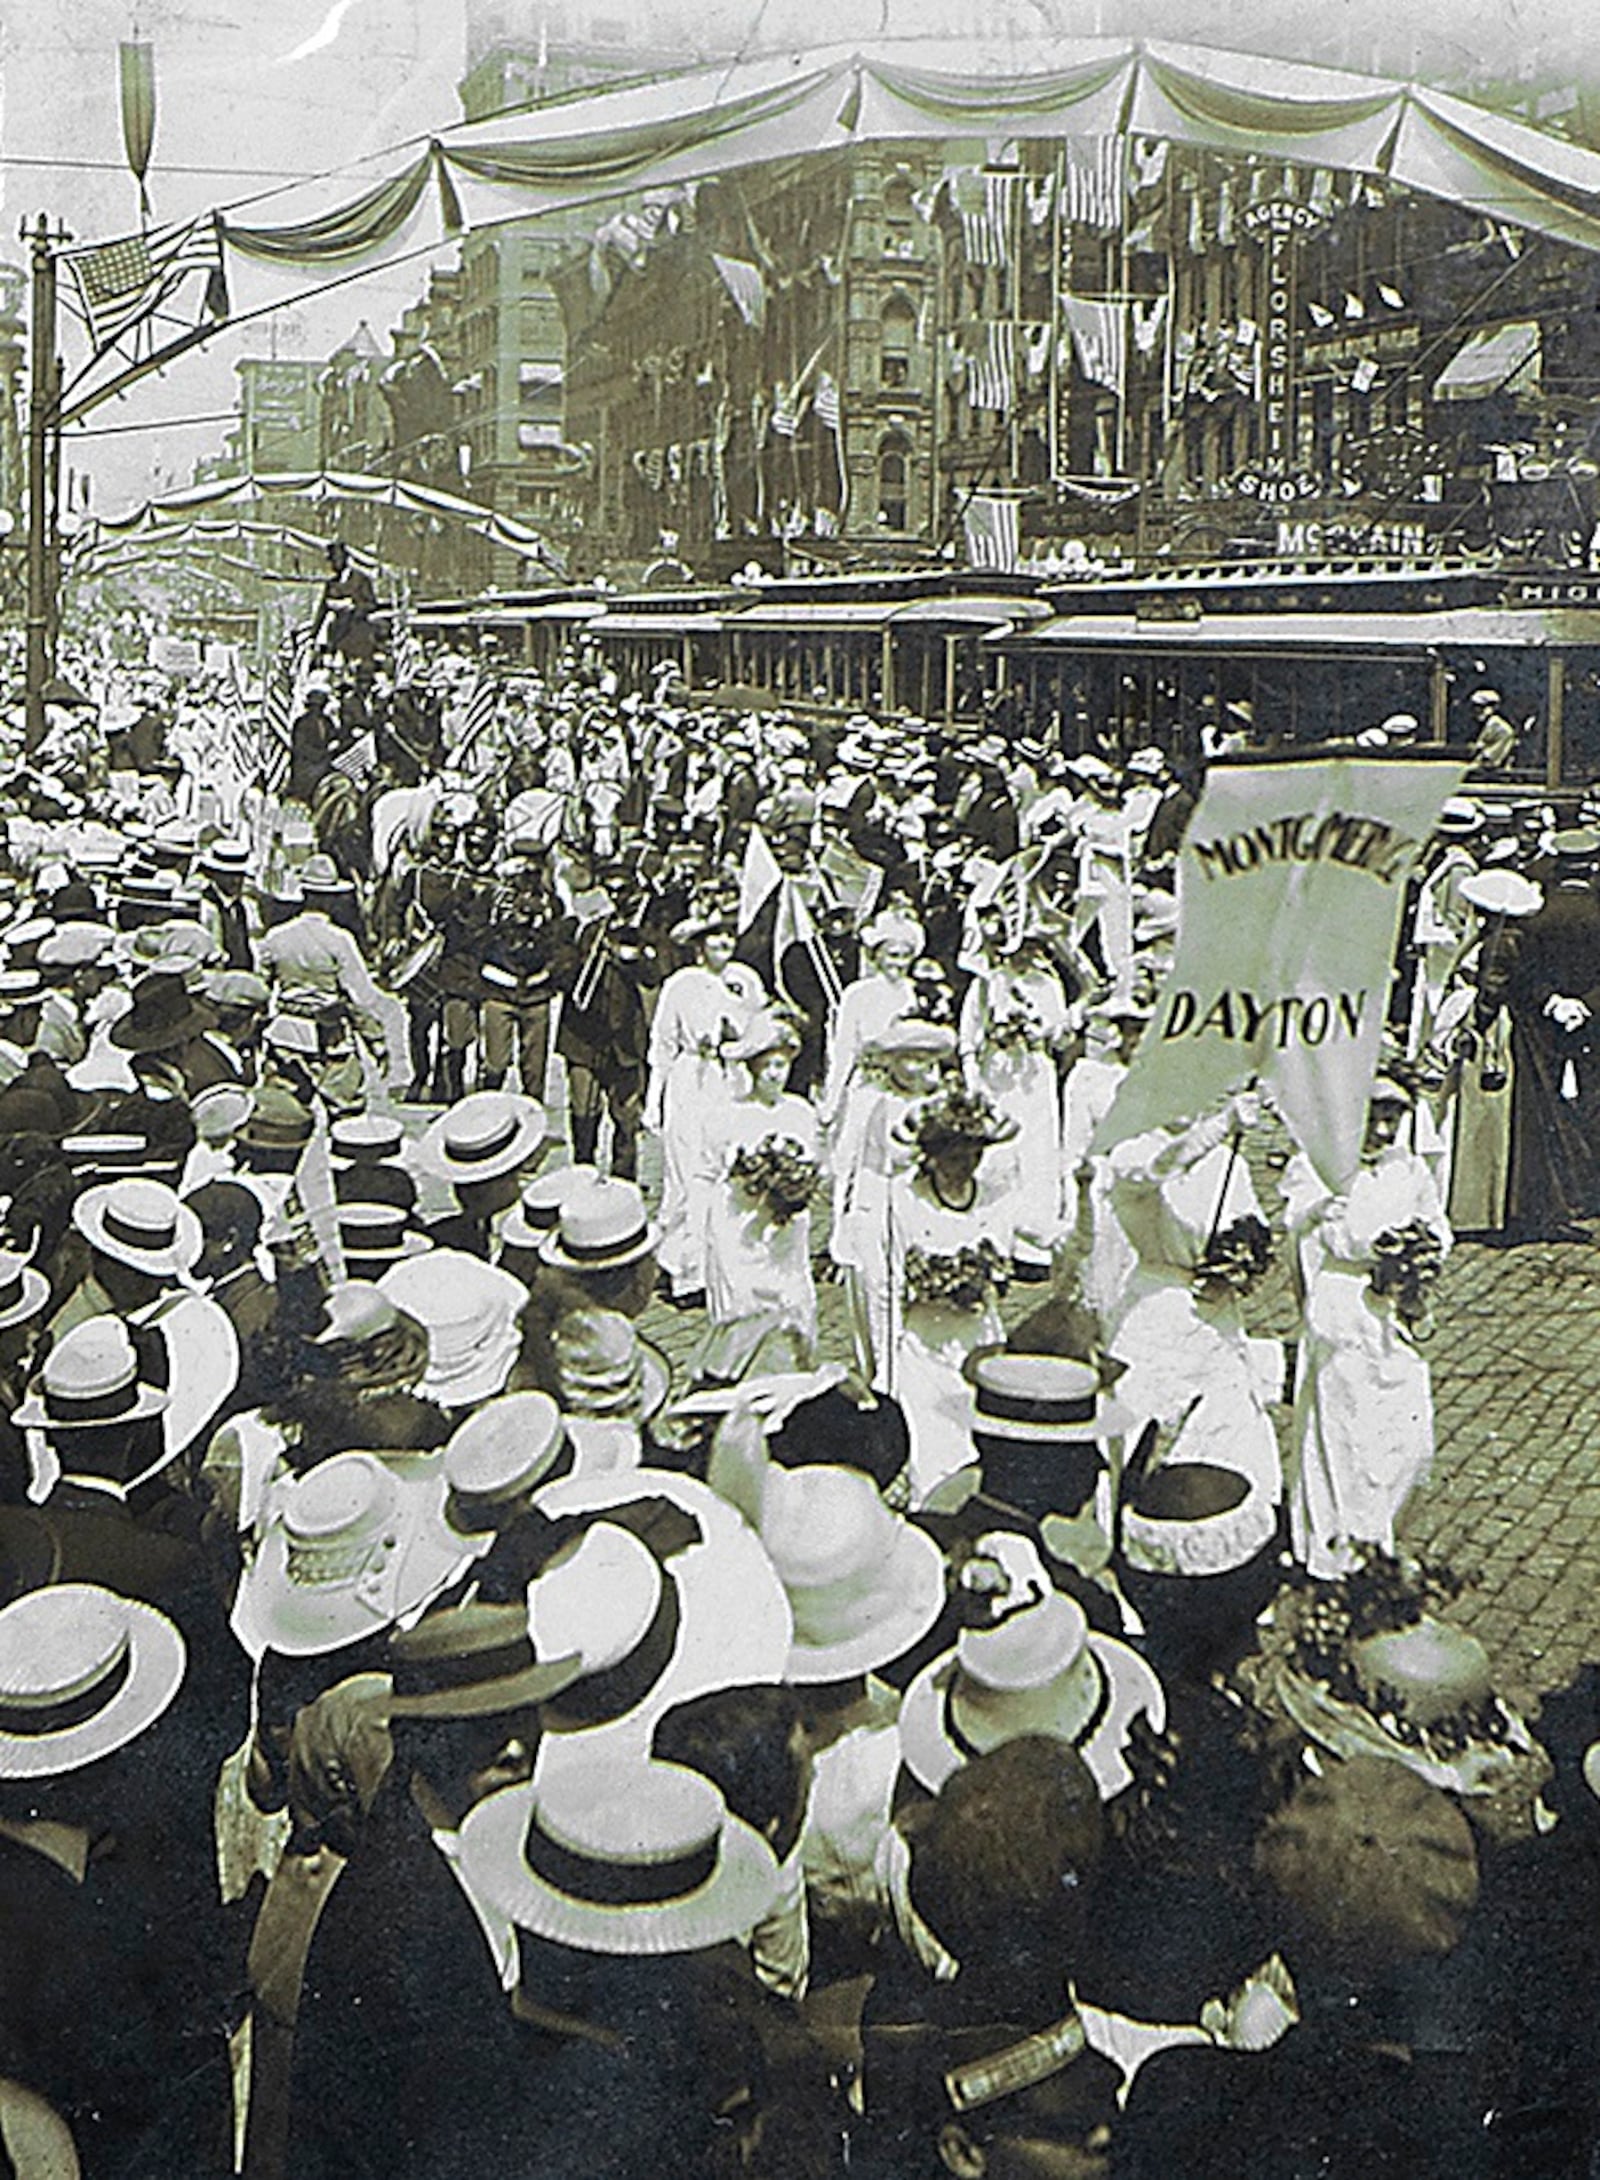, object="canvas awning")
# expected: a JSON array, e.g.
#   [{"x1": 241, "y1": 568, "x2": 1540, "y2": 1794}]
[
  {"x1": 588, "y1": 610, "x2": 726, "y2": 635},
  {"x1": 732, "y1": 601, "x2": 899, "y2": 632},
  {"x1": 890, "y1": 594, "x2": 1053, "y2": 628},
  {"x1": 1433, "y1": 321, "x2": 1542, "y2": 401}
]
